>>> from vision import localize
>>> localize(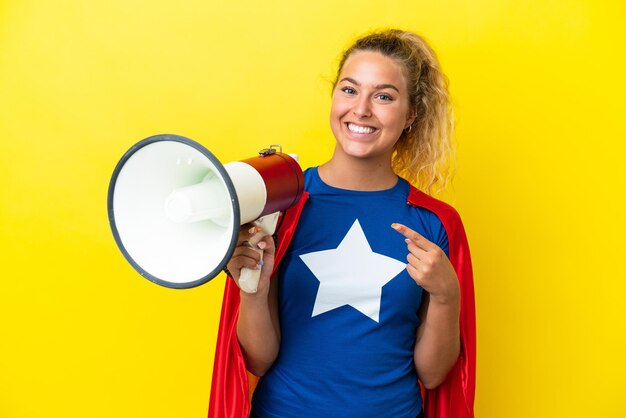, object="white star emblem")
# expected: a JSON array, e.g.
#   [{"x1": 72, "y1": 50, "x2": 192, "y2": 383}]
[{"x1": 299, "y1": 219, "x2": 407, "y2": 322}]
